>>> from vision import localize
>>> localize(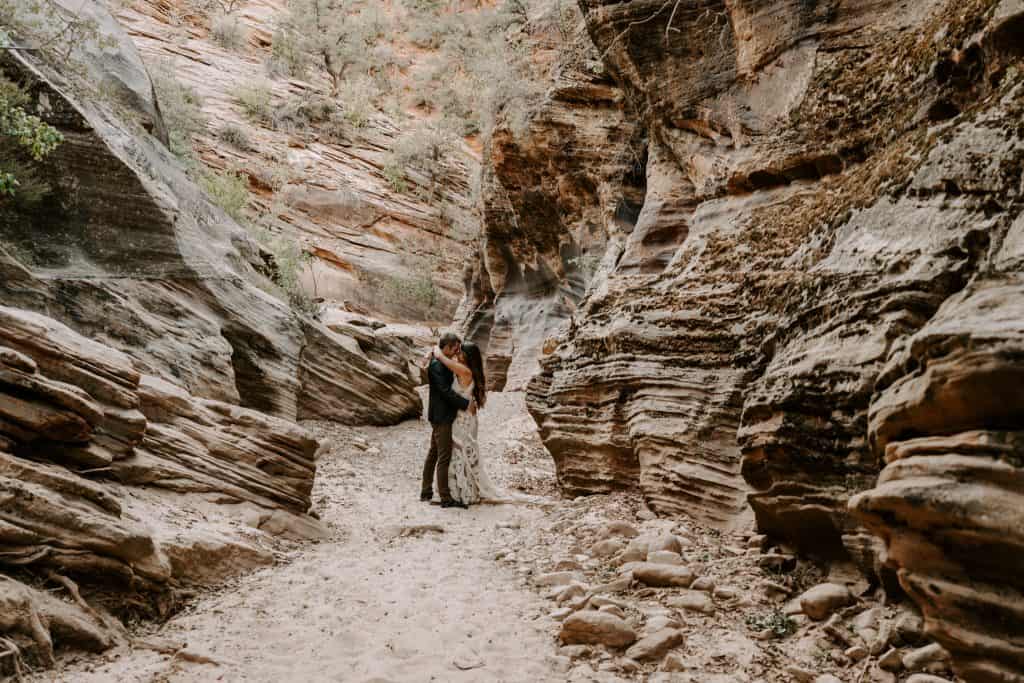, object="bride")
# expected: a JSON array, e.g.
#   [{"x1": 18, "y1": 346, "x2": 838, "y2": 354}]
[{"x1": 429, "y1": 341, "x2": 501, "y2": 505}]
